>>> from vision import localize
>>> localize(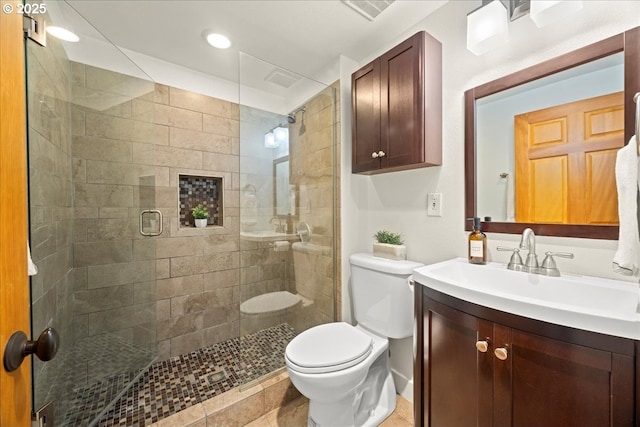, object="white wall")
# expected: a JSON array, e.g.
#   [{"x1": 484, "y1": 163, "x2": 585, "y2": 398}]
[{"x1": 340, "y1": 0, "x2": 640, "y2": 402}]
